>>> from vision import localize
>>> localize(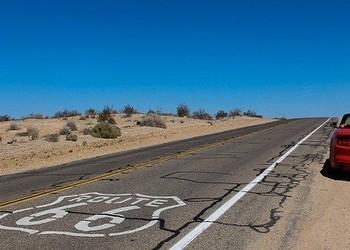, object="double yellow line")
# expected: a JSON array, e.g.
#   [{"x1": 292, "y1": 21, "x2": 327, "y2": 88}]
[{"x1": 0, "y1": 134, "x2": 238, "y2": 210}]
